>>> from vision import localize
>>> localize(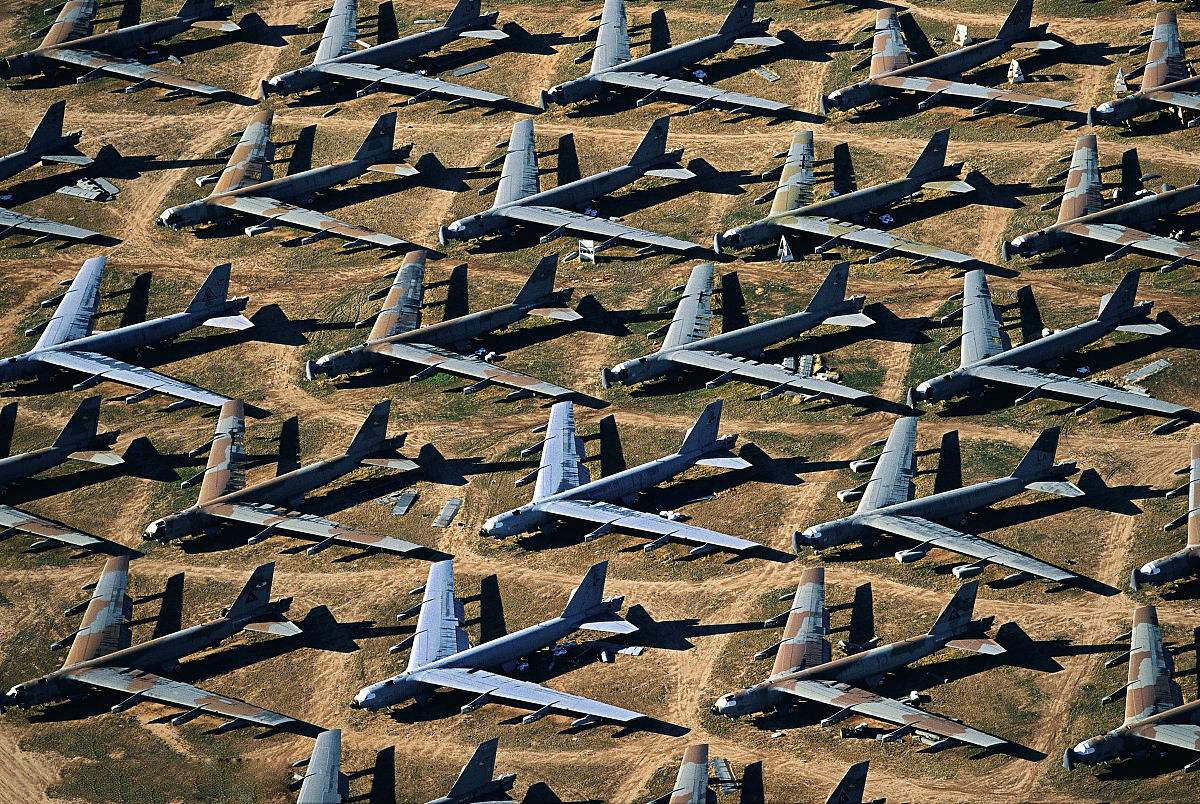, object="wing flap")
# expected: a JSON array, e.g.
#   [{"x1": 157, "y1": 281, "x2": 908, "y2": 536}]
[
  {"x1": 770, "y1": 131, "x2": 815, "y2": 215},
  {"x1": 0, "y1": 504, "x2": 111, "y2": 550},
  {"x1": 590, "y1": 0, "x2": 632, "y2": 73},
  {"x1": 369, "y1": 251, "x2": 426, "y2": 340},
  {"x1": 408, "y1": 561, "x2": 469, "y2": 669},
  {"x1": 205, "y1": 501, "x2": 426, "y2": 555},
  {"x1": 1124, "y1": 605, "x2": 1182, "y2": 723},
  {"x1": 62, "y1": 556, "x2": 131, "y2": 667},
  {"x1": 533, "y1": 401, "x2": 588, "y2": 501},
  {"x1": 959, "y1": 269, "x2": 1009, "y2": 366},
  {"x1": 34, "y1": 350, "x2": 231, "y2": 408},
  {"x1": 212, "y1": 109, "x2": 274, "y2": 194},
  {"x1": 412, "y1": 666, "x2": 644, "y2": 723},
  {"x1": 857, "y1": 416, "x2": 917, "y2": 512},
  {"x1": 539, "y1": 499, "x2": 761, "y2": 552},
  {"x1": 662, "y1": 263, "x2": 714, "y2": 349},
  {"x1": 1144, "y1": 89, "x2": 1200, "y2": 112},
  {"x1": 1128, "y1": 722, "x2": 1200, "y2": 751},
  {"x1": 771, "y1": 566, "x2": 830, "y2": 676}
]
